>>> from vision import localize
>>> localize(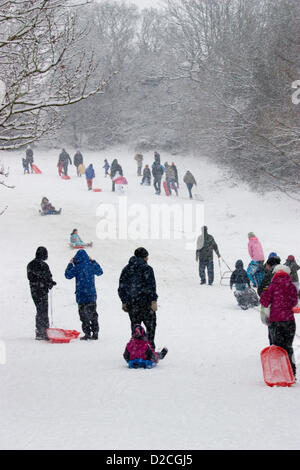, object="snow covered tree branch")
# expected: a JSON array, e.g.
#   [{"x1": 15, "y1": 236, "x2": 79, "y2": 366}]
[{"x1": 0, "y1": 0, "x2": 113, "y2": 149}]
